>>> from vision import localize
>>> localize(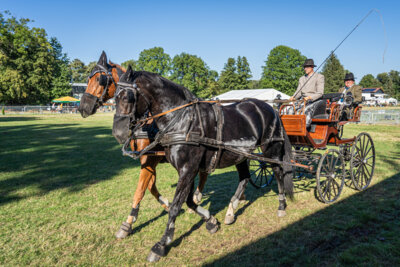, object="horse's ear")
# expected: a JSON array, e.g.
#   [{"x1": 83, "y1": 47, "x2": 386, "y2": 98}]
[
  {"x1": 126, "y1": 65, "x2": 134, "y2": 80},
  {"x1": 97, "y1": 51, "x2": 107, "y2": 66}
]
